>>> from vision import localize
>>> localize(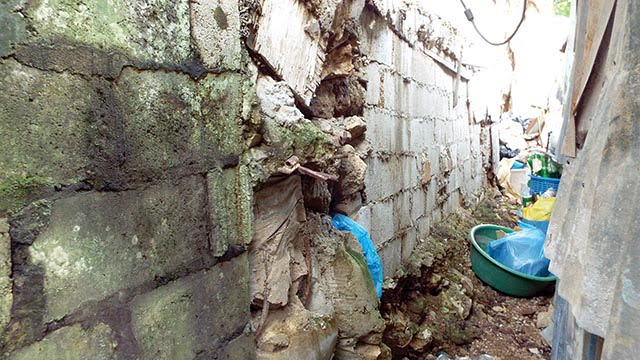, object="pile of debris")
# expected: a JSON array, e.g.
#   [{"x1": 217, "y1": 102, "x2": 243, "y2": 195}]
[{"x1": 380, "y1": 194, "x2": 553, "y2": 359}]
